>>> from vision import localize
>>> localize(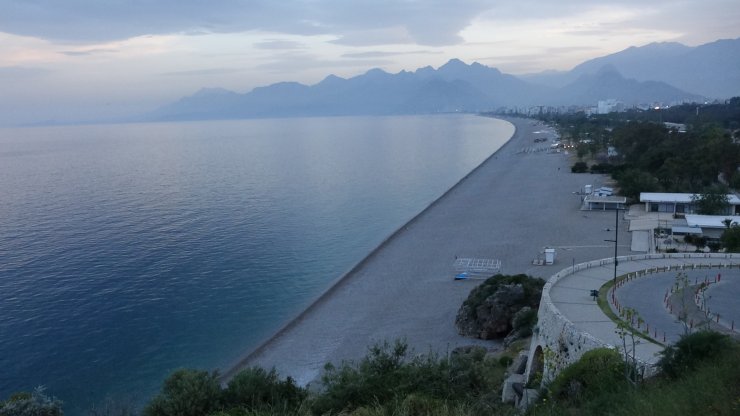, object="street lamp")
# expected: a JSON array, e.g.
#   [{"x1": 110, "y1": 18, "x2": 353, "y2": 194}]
[{"x1": 604, "y1": 208, "x2": 621, "y2": 285}]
